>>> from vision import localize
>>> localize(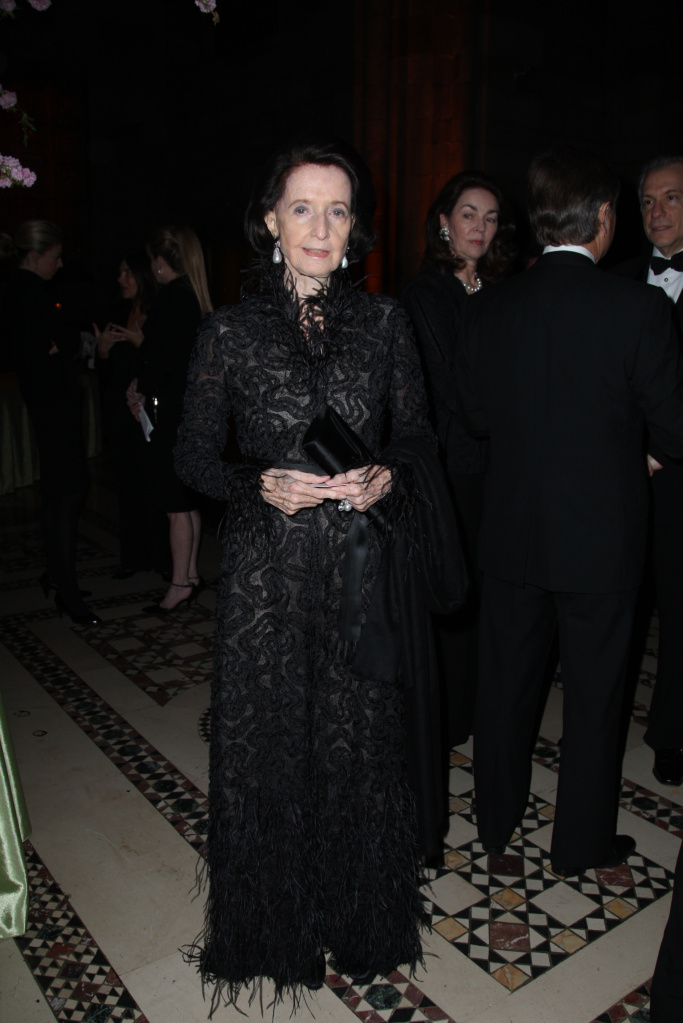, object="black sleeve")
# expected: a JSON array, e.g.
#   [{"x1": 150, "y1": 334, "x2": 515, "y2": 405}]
[{"x1": 403, "y1": 274, "x2": 463, "y2": 419}]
